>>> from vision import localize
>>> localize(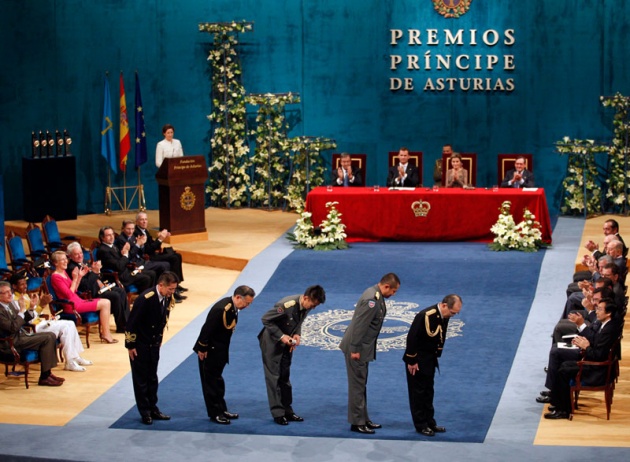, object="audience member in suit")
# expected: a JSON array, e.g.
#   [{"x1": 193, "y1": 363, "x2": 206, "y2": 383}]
[
  {"x1": 193, "y1": 285, "x2": 256, "y2": 425},
  {"x1": 134, "y1": 212, "x2": 187, "y2": 298},
  {"x1": 11, "y1": 273, "x2": 91, "y2": 372},
  {"x1": 66, "y1": 242, "x2": 130, "y2": 333},
  {"x1": 500, "y1": 156, "x2": 534, "y2": 188},
  {"x1": 116, "y1": 220, "x2": 169, "y2": 279},
  {"x1": 444, "y1": 153, "x2": 469, "y2": 188},
  {"x1": 386, "y1": 147, "x2": 420, "y2": 187},
  {"x1": 564, "y1": 263, "x2": 626, "y2": 318},
  {"x1": 585, "y1": 218, "x2": 627, "y2": 258},
  {"x1": 258, "y1": 285, "x2": 326, "y2": 426},
  {"x1": 332, "y1": 153, "x2": 363, "y2": 187},
  {"x1": 97, "y1": 226, "x2": 153, "y2": 294},
  {"x1": 339, "y1": 273, "x2": 400, "y2": 435},
  {"x1": 403, "y1": 294, "x2": 462, "y2": 437},
  {"x1": 551, "y1": 286, "x2": 612, "y2": 344},
  {"x1": 126, "y1": 271, "x2": 179, "y2": 425},
  {"x1": 543, "y1": 299, "x2": 622, "y2": 419},
  {"x1": 50, "y1": 251, "x2": 117, "y2": 344},
  {"x1": 0, "y1": 281, "x2": 65, "y2": 386}
]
